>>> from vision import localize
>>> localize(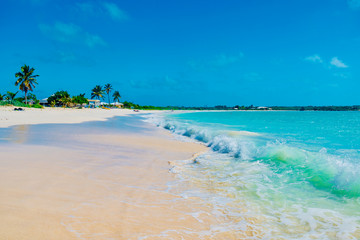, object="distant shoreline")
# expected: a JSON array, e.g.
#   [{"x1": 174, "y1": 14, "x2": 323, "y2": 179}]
[
  {"x1": 1, "y1": 105, "x2": 359, "y2": 130},
  {"x1": 150, "y1": 106, "x2": 360, "y2": 111}
]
